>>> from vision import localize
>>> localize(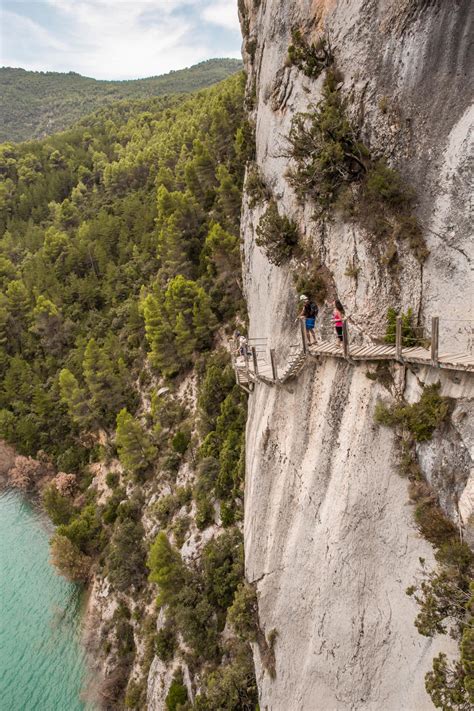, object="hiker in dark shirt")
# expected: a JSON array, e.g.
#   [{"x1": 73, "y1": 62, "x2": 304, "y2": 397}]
[{"x1": 298, "y1": 295, "x2": 318, "y2": 344}]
